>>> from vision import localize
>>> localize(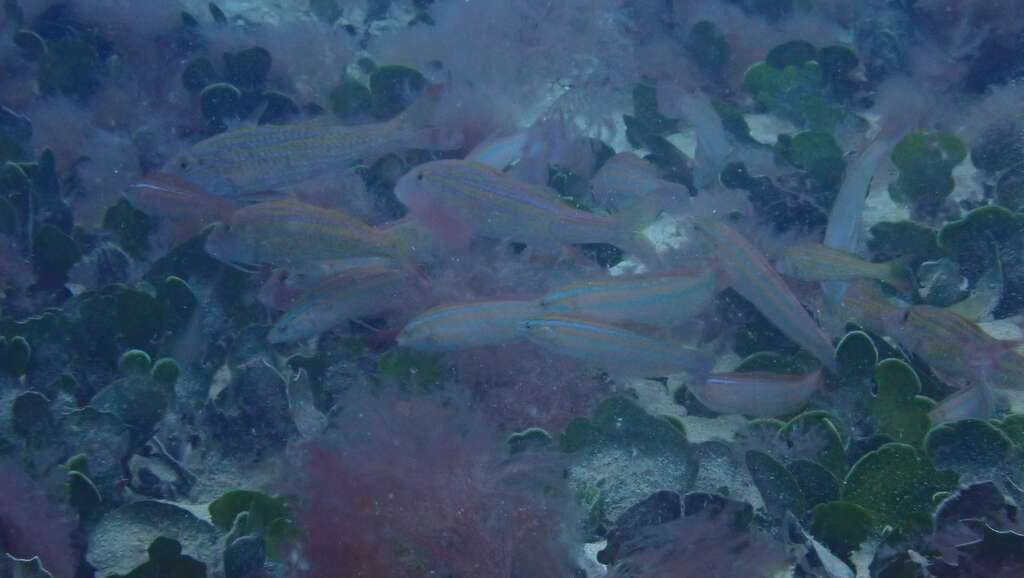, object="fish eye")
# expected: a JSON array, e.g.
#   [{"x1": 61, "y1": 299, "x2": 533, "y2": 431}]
[
  {"x1": 178, "y1": 158, "x2": 190, "y2": 170},
  {"x1": 416, "y1": 172, "x2": 424, "y2": 182}
]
